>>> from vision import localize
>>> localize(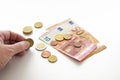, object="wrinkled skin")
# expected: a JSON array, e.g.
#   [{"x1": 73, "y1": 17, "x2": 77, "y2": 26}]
[{"x1": 0, "y1": 31, "x2": 30, "y2": 70}]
